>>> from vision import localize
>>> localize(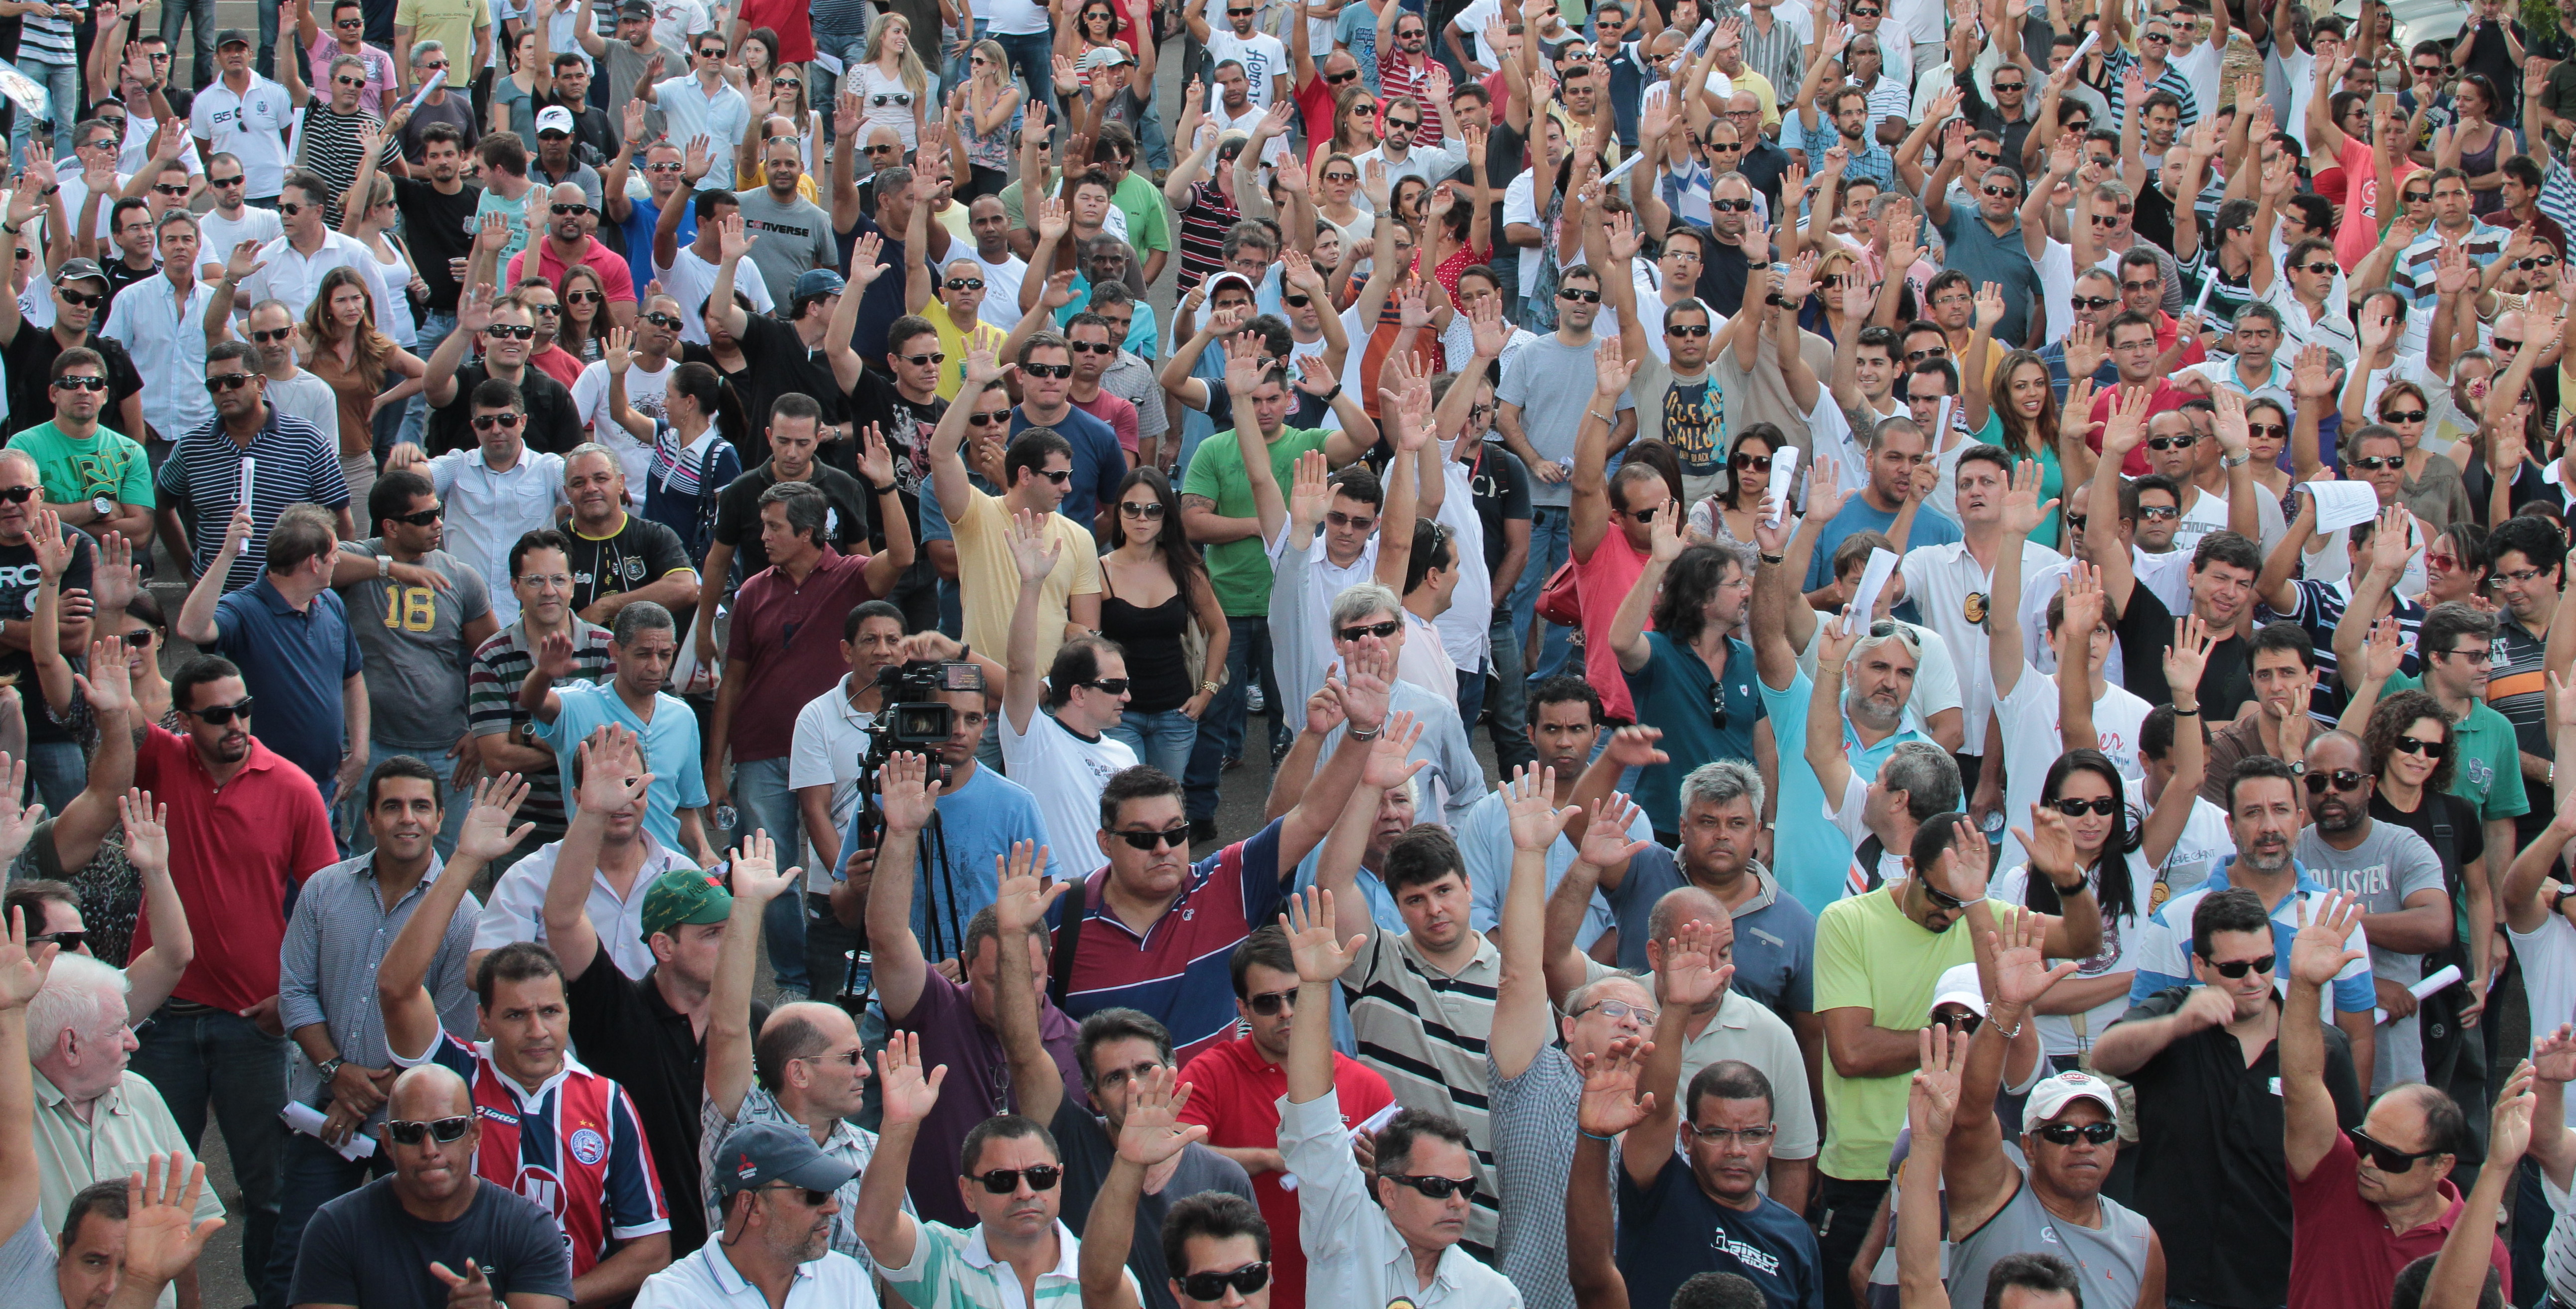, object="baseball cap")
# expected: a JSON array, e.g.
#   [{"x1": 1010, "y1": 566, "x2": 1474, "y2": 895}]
[
  {"x1": 535, "y1": 105, "x2": 575, "y2": 137},
  {"x1": 1079, "y1": 45, "x2": 1133, "y2": 73},
  {"x1": 640, "y1": 867, "x2": 732, "y2": 941},
  {"x1": 2025, "y1": 1070, "x2": 2122, "y2": 1127},
  {"x1": 617, "y1": 0, "x2": 654, "y2": 14},
  {"x1": 1926, "y1": 963, "x2": 1986, "y2": 1020},
  {"x1": 793, "y1": 267, "x2": 847, "y2": 305},
  {"x1": 713, "y1": 1120, "x2": 858, "y2": 1197},
  {"x1": 1201, "y1": 271, "x2": 1258, "y2": 303},
  {"x1": 216, "y1": 27, "x2": 252, "y2": 47},
  {"x1": 53, "y1": 258, "x2": 108, "y2": 289}
]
